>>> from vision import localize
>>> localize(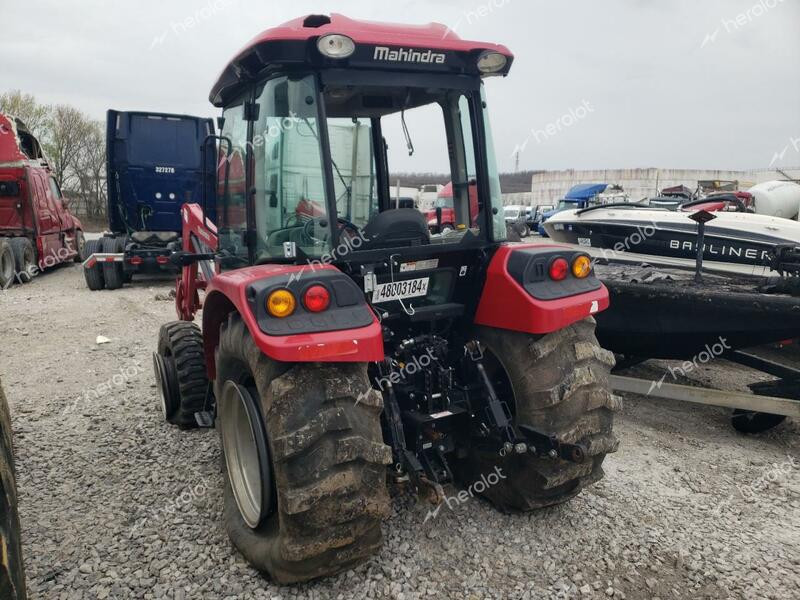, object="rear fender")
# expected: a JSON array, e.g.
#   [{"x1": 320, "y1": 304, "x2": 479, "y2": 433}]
[
  {"x1": 474, "y1": 243, "x2": 609, "y2": 334},
  {"x1": 201, "y1": 264, "x2": 383, "y2": 378}
]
